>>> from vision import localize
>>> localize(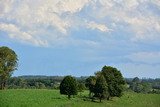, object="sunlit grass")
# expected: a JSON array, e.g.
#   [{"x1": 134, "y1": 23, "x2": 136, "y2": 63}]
[{"x1": 0, "y1": 89, "x2": 160, "y2": 107}]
